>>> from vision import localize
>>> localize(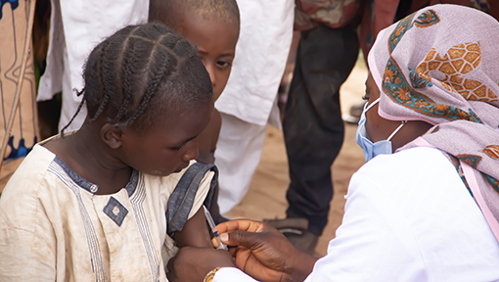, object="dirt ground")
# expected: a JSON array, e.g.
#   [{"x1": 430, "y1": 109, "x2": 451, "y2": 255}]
[{"x1": 225, "y1": 59, "x2": 368, "y2": 257}]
